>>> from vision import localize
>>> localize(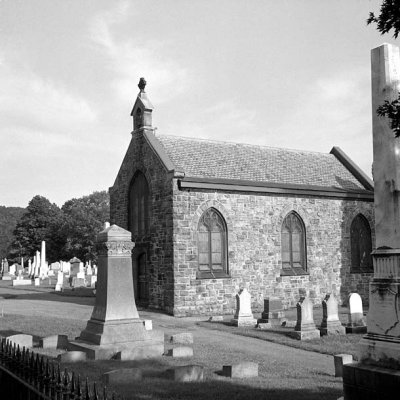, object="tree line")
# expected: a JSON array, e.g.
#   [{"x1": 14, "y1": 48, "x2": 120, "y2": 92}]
[{"x1": 4, "y1": 191, "x2": 110, "y2": 264}]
